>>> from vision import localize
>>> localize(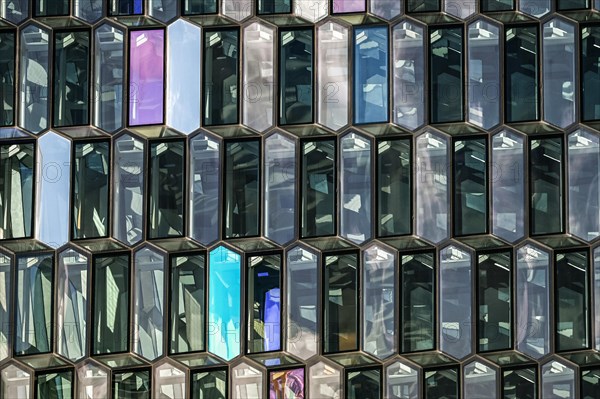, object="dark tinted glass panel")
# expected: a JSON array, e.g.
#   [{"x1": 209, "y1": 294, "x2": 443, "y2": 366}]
[
  {"x1": 301, "y1": 140, "x2": 335, "y2": 238},
  {"x1": 184, "y1": 0, "x2": 217, "y2": 14},
  {"x1": 225, "y1": 140, "x2": 260, "y2": 238},
  {"x1": 347, "y1": 369, "x2": 381, "y2": 399},
  {"x1": 556, "y1": 251, "x2": 589, "y2": 351},
  {"x1": 110, "y1": 0, "x2": 143, "y2": 14},
  {"x1": 581, "y1": 369, "x2": 600, "y2": 399},
  {"x1": 259, "y1": 0, "x2": 291, "y2": 13},
  {"x1": 505, "y1": 25, "x2": 538, "y2": 122},
  {"x1": 430, "y1": 27, "x2": 463, "y2": 123},
  {"x1": 54, "y1": 31, "x2": 90, "y2": 127},
  {"x1": 35, "y1": 0, "x2": 68, "y2": 15},
  {"x1": 401, "y1": 253, "x2": 435, "y2": 352},
  {"x1": 324, "y1": 253, "x2": 358, "y2": 353},
  {"x1": 191, "y1": 369, "x2": 227, "y2": 398},
  {"x1": 0, "y1": 142, "x2": 33, "y2": 239},
  {"x1": 204, "y1": 29, "x2": 238, "y2": 126},
  {"x1": 148, "y1": 140, "x2": 185, "y2": 239},
  {"x1": 378, "y1": 139, "x2": 410, "y2": 237},
  {"x1": 408, "y1": 0, "x2": 439, "y2": 12},
  {"x1": 481, "y1": 0, "x2": 513, "y2": 11},
  {"x1": 280, "y1": 29, "x2": 313, "y2": 125},
  {"x1": 582, "y1": 26, "x2": 600, "y2": 121},
  {"x1": 478, "y1": 251, "x2": 511, "y2": 352},
  {"x1": 453, "y1": 138, "x2": 487, "y2": 236},
  {"x1": 502, "y1": 368, "x2": 536, "y2": 399},
  {"x1": 113, "y1": 370, "x2": 150, "y2": 399},
  {"x1": 36, "y1": 371, "x2": 72, "y2": 399},
  {"x1": 557, "y1": 0, "x2": 588, "y2": 9},
  {"x1": 0, "y1": 32, "x2": 15, "y2": 126},
  {"x1": 247, "y1": 255, "x2": 281, "y2": 353},
  {"x1": 530, "y1": 137, "x2": 563, "y2": 235},
  {"x1": 424, "y1": 368, "x2": 458, "y2": 399}
]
